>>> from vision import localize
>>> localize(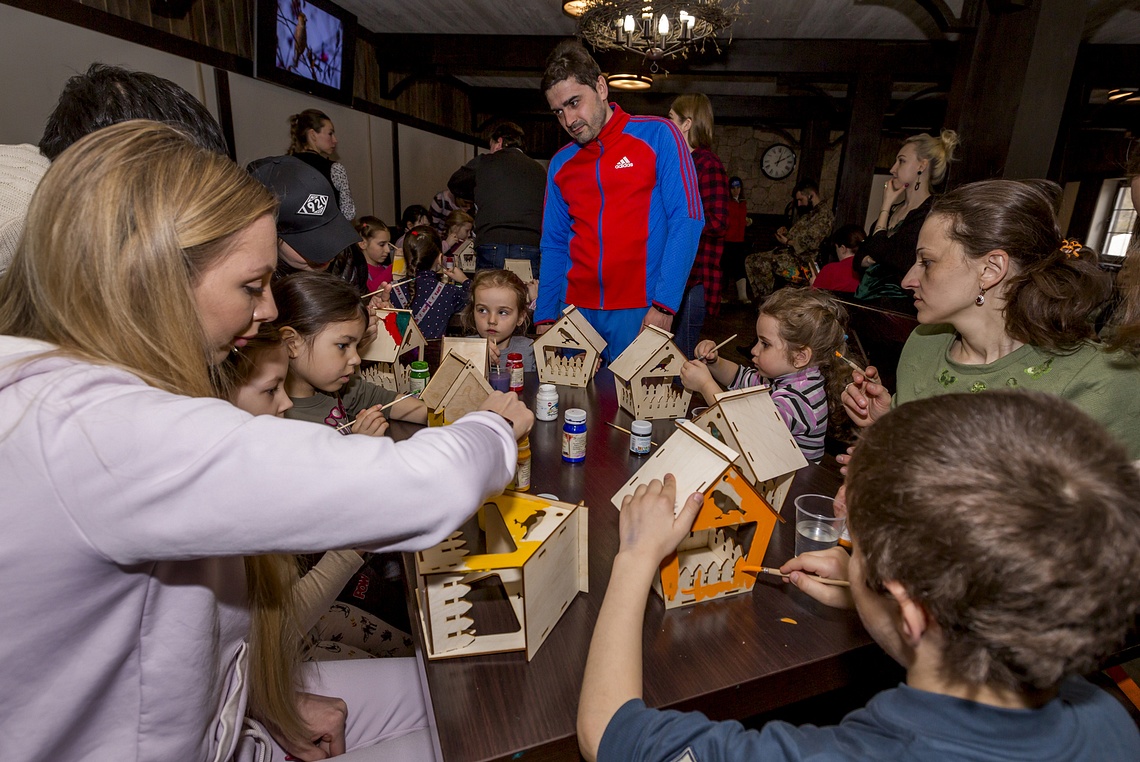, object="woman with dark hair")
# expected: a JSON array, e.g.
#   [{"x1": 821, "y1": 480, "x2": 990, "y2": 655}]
[
  {"x1": 287, "y1": 108, "x2": 355, "y2": 219},
  {"x1": 843, "y1": 179, "x2": 1140, "y2": 458}
]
